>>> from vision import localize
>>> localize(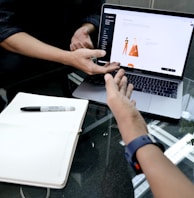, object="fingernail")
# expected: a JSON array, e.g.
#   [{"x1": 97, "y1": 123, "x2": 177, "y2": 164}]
[{"x1": 101, "y1": 50, "x2": 106, "y2": 56}]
